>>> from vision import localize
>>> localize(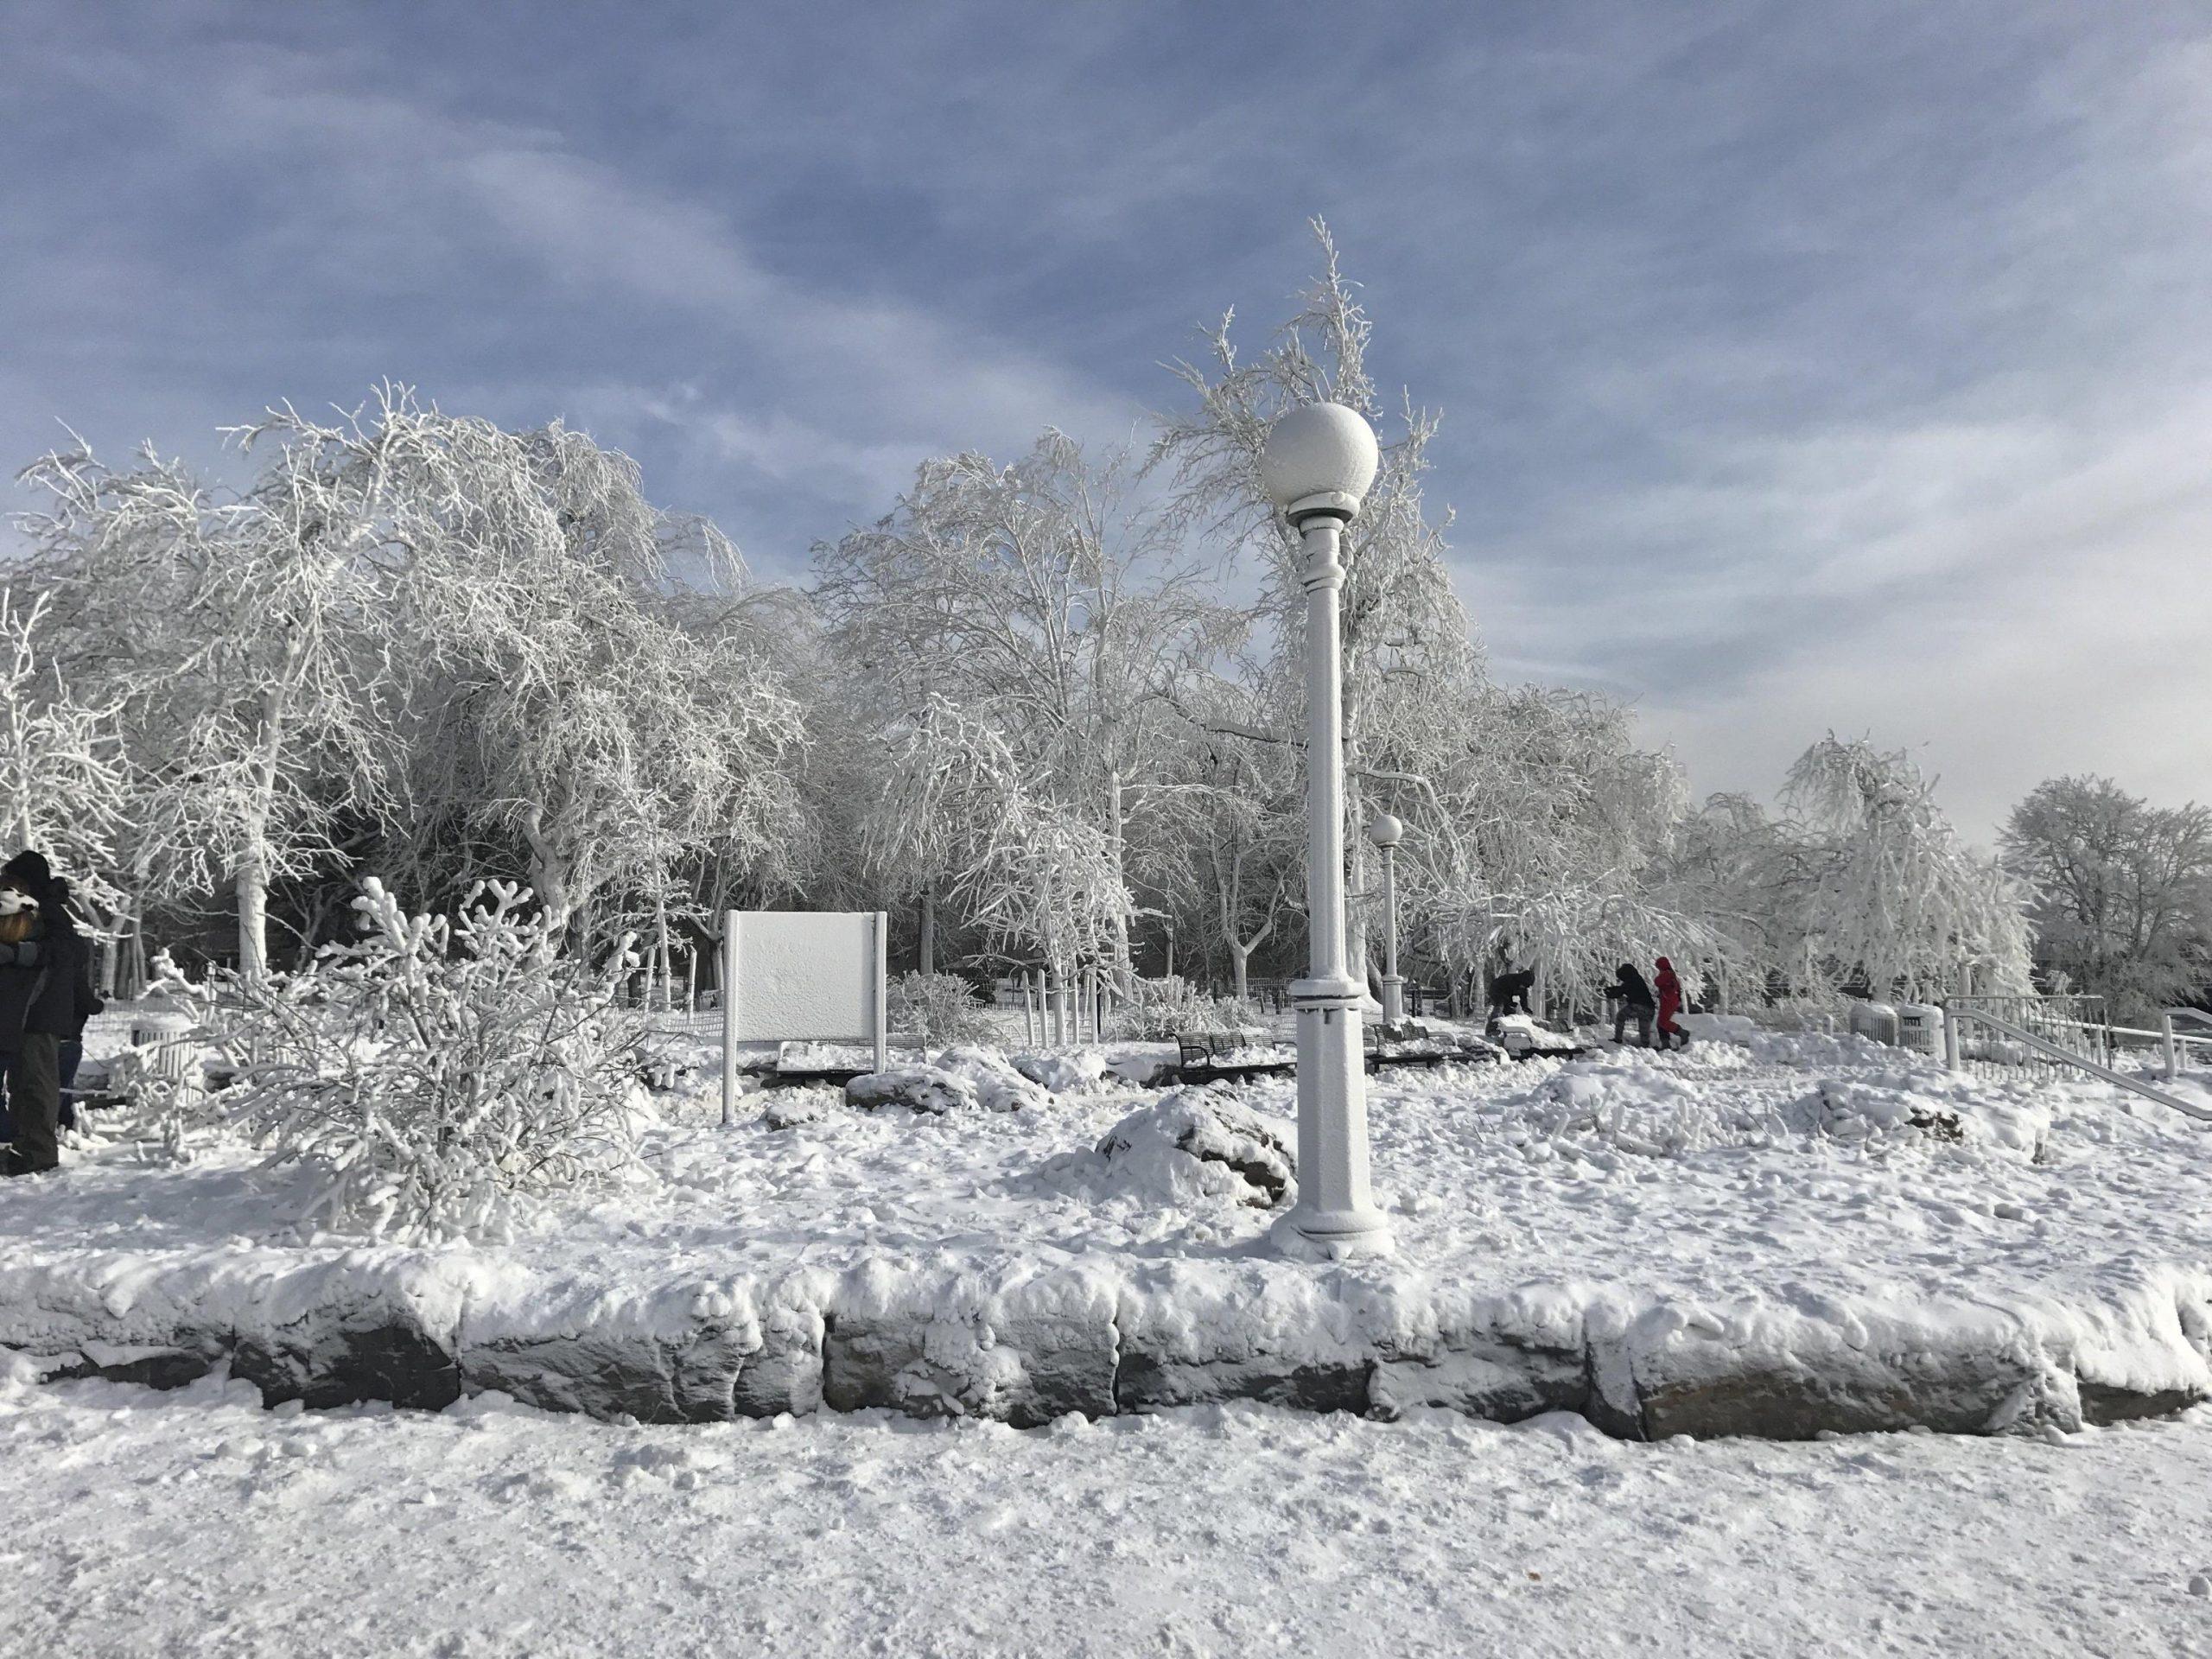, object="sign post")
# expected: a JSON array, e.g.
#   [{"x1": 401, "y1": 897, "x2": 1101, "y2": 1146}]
[{"x1": 719, "y1": 910, "x2": 888, "y2": 1127}]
